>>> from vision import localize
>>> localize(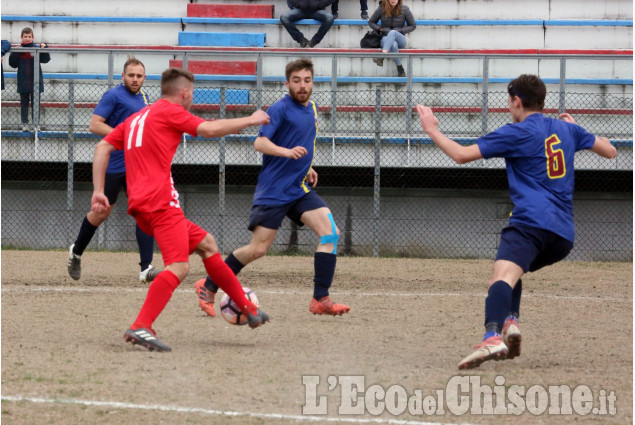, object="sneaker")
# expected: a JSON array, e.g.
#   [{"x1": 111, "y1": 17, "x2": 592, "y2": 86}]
[
  {"x1": 332, "y1": 12, "x2": 338, "y2": 19},
  {"x1": 124, "y1": 328, "x2": 171, "y2": 352},
  {"x1": 361, "y1": 11, "x2": 369, "y2": 19},
  {"x1": 67, "y1": 244, "x2": 81, "y2": 280},
  {"x1": 139, "y1": 265, "x2": 160, "y2": 283},
  {"x1": 194, "y1": 279, "x2": 216, "y2": 317},
  {"x1": 308, "y1": 39, "x2": 317, "y2": 48},
  {"x1": 21, "y1": 125, "x2": 29, "y2": 132},
  {"x1": 247, "y1": 308, "x2": 270, "y2": 329},
  {"x1": 300, "y1": 37, "x2": 310, "y2": 48},
  {"x1": 502, "y1": 317, "x2": 522, "y2": 359},
  {"x1": 373, "y1": 57, "x2": 384, "y2": 67},
  {"x1": 457, "y1": 335, "x2": 508, "y2": 370},
  {"x1": 309, "y1": 296, "x2": 351, "y2": 316}
]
